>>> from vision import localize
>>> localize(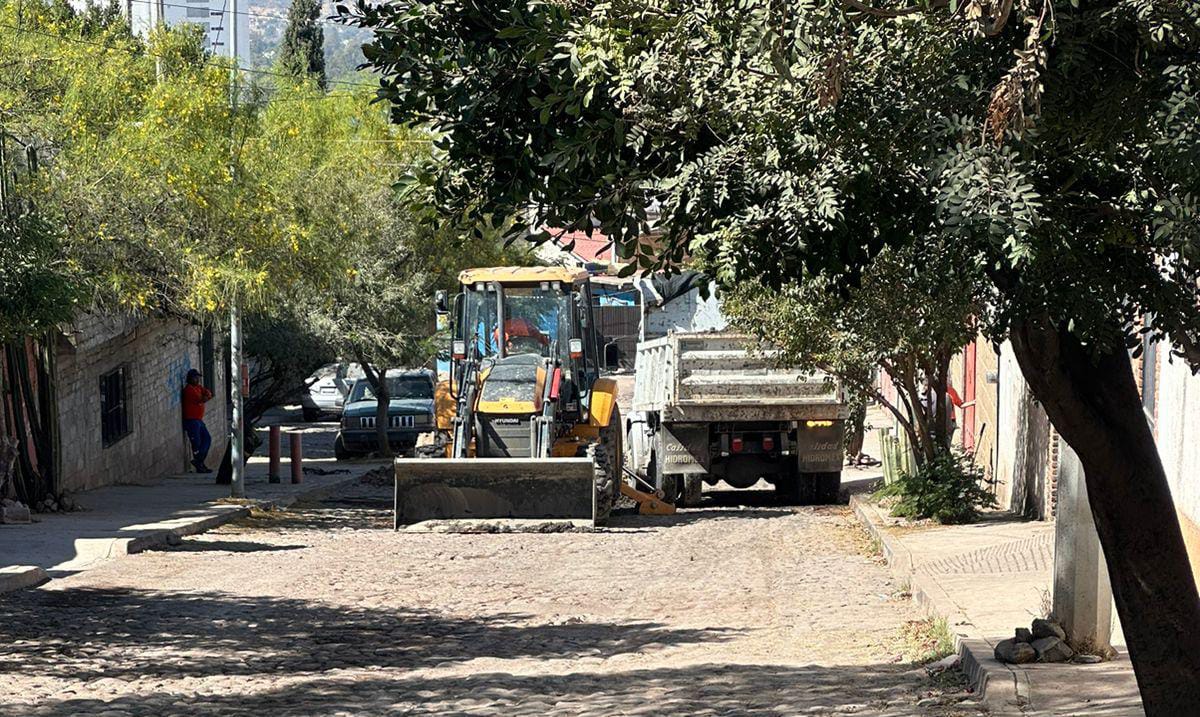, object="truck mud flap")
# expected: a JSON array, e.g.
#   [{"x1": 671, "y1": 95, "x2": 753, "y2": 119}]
[{"x1": 393, "y1": 457, "x2": 595, "y2": 527}]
